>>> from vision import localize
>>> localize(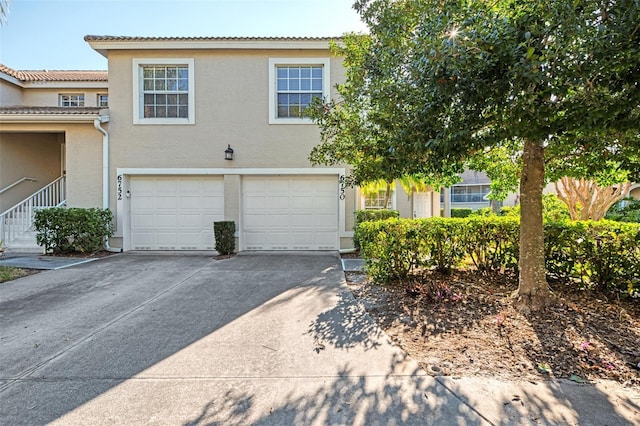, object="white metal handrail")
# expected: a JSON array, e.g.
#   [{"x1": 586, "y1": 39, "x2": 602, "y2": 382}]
[
  {"x1": 0, "y1": 177, "x2": 38, "y2": 195},
  {"x1": 0, "y1": 176, "x2": 66, "y2": 244}
]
